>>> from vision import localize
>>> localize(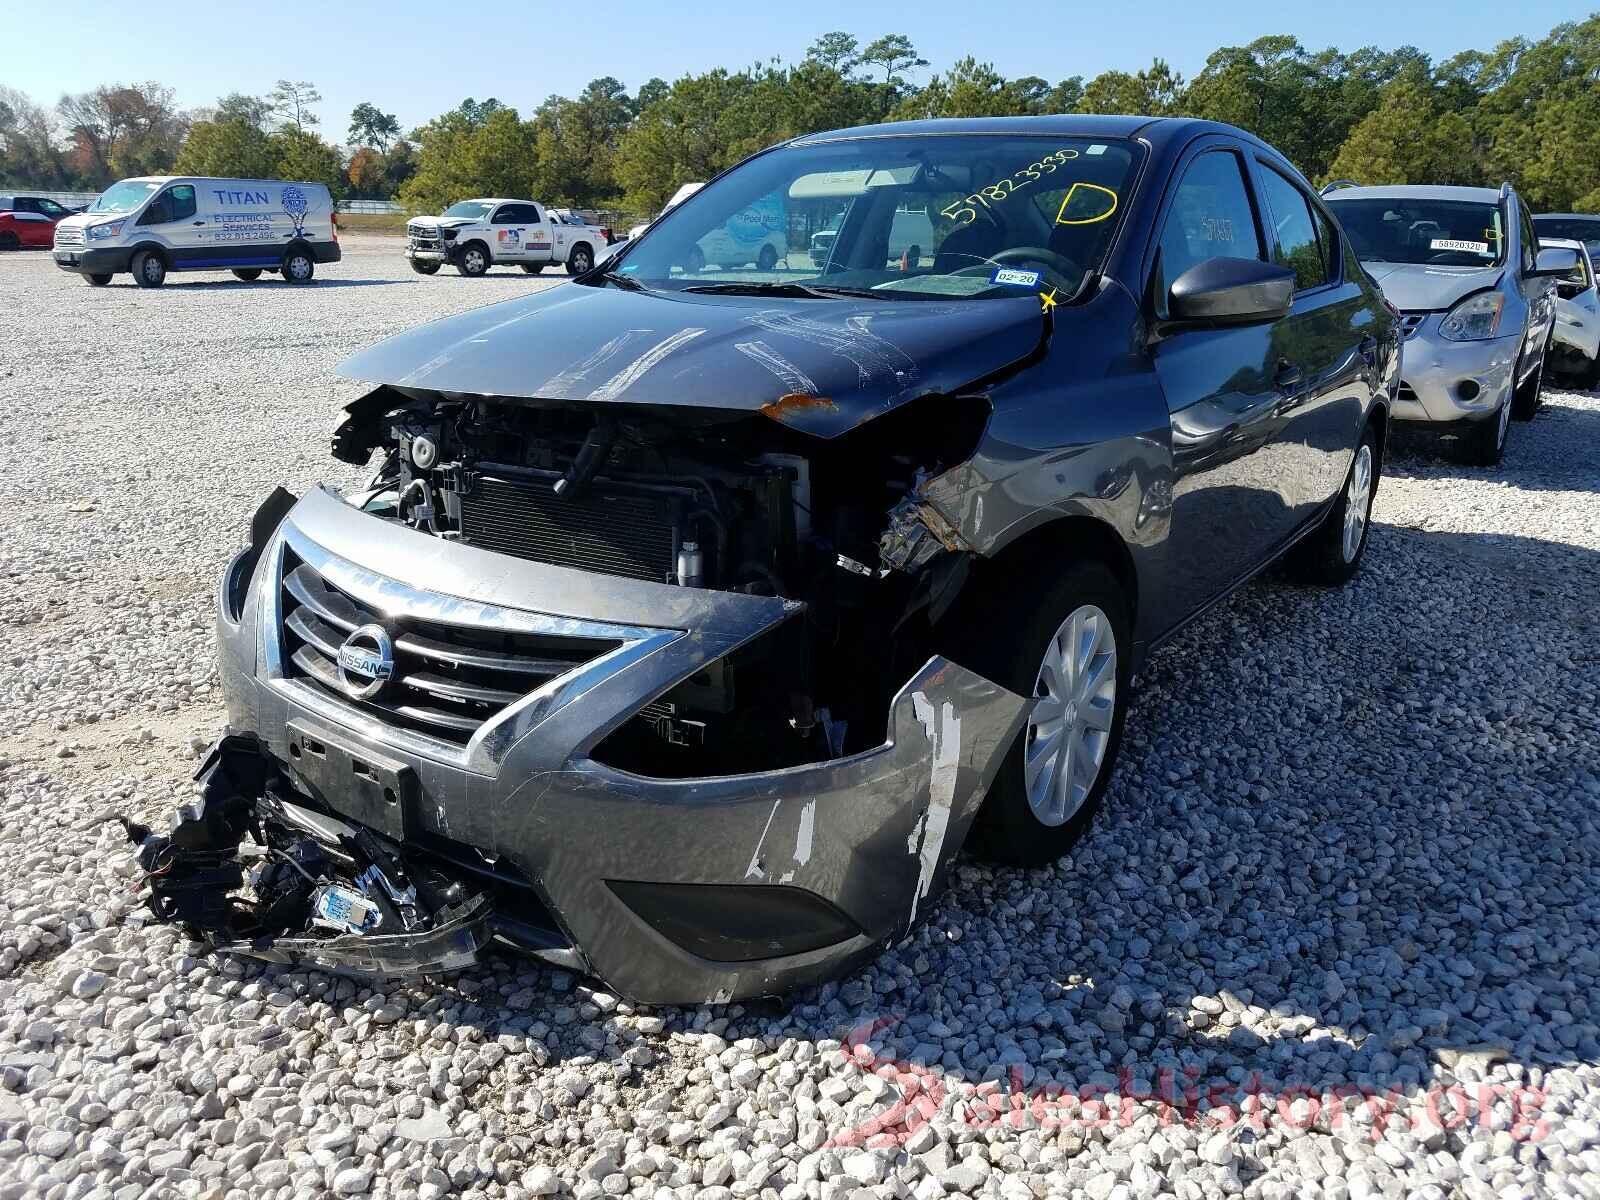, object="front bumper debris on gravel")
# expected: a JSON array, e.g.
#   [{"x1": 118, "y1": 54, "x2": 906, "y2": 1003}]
[{"x1": 126, "y1": 487, "x2": 1028, "y2": 1003}]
